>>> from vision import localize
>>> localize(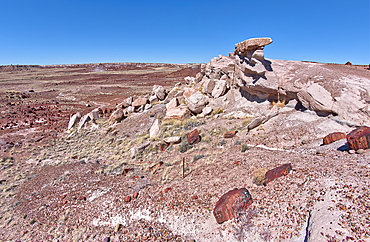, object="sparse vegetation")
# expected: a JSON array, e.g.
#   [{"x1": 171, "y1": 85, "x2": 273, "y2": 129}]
[
  {"x1": 241, "y1": 143, "x2": 250, "y2": 152},
  {"x1": 252, "y1": 168, "x2": 267, "y2": 186}
]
